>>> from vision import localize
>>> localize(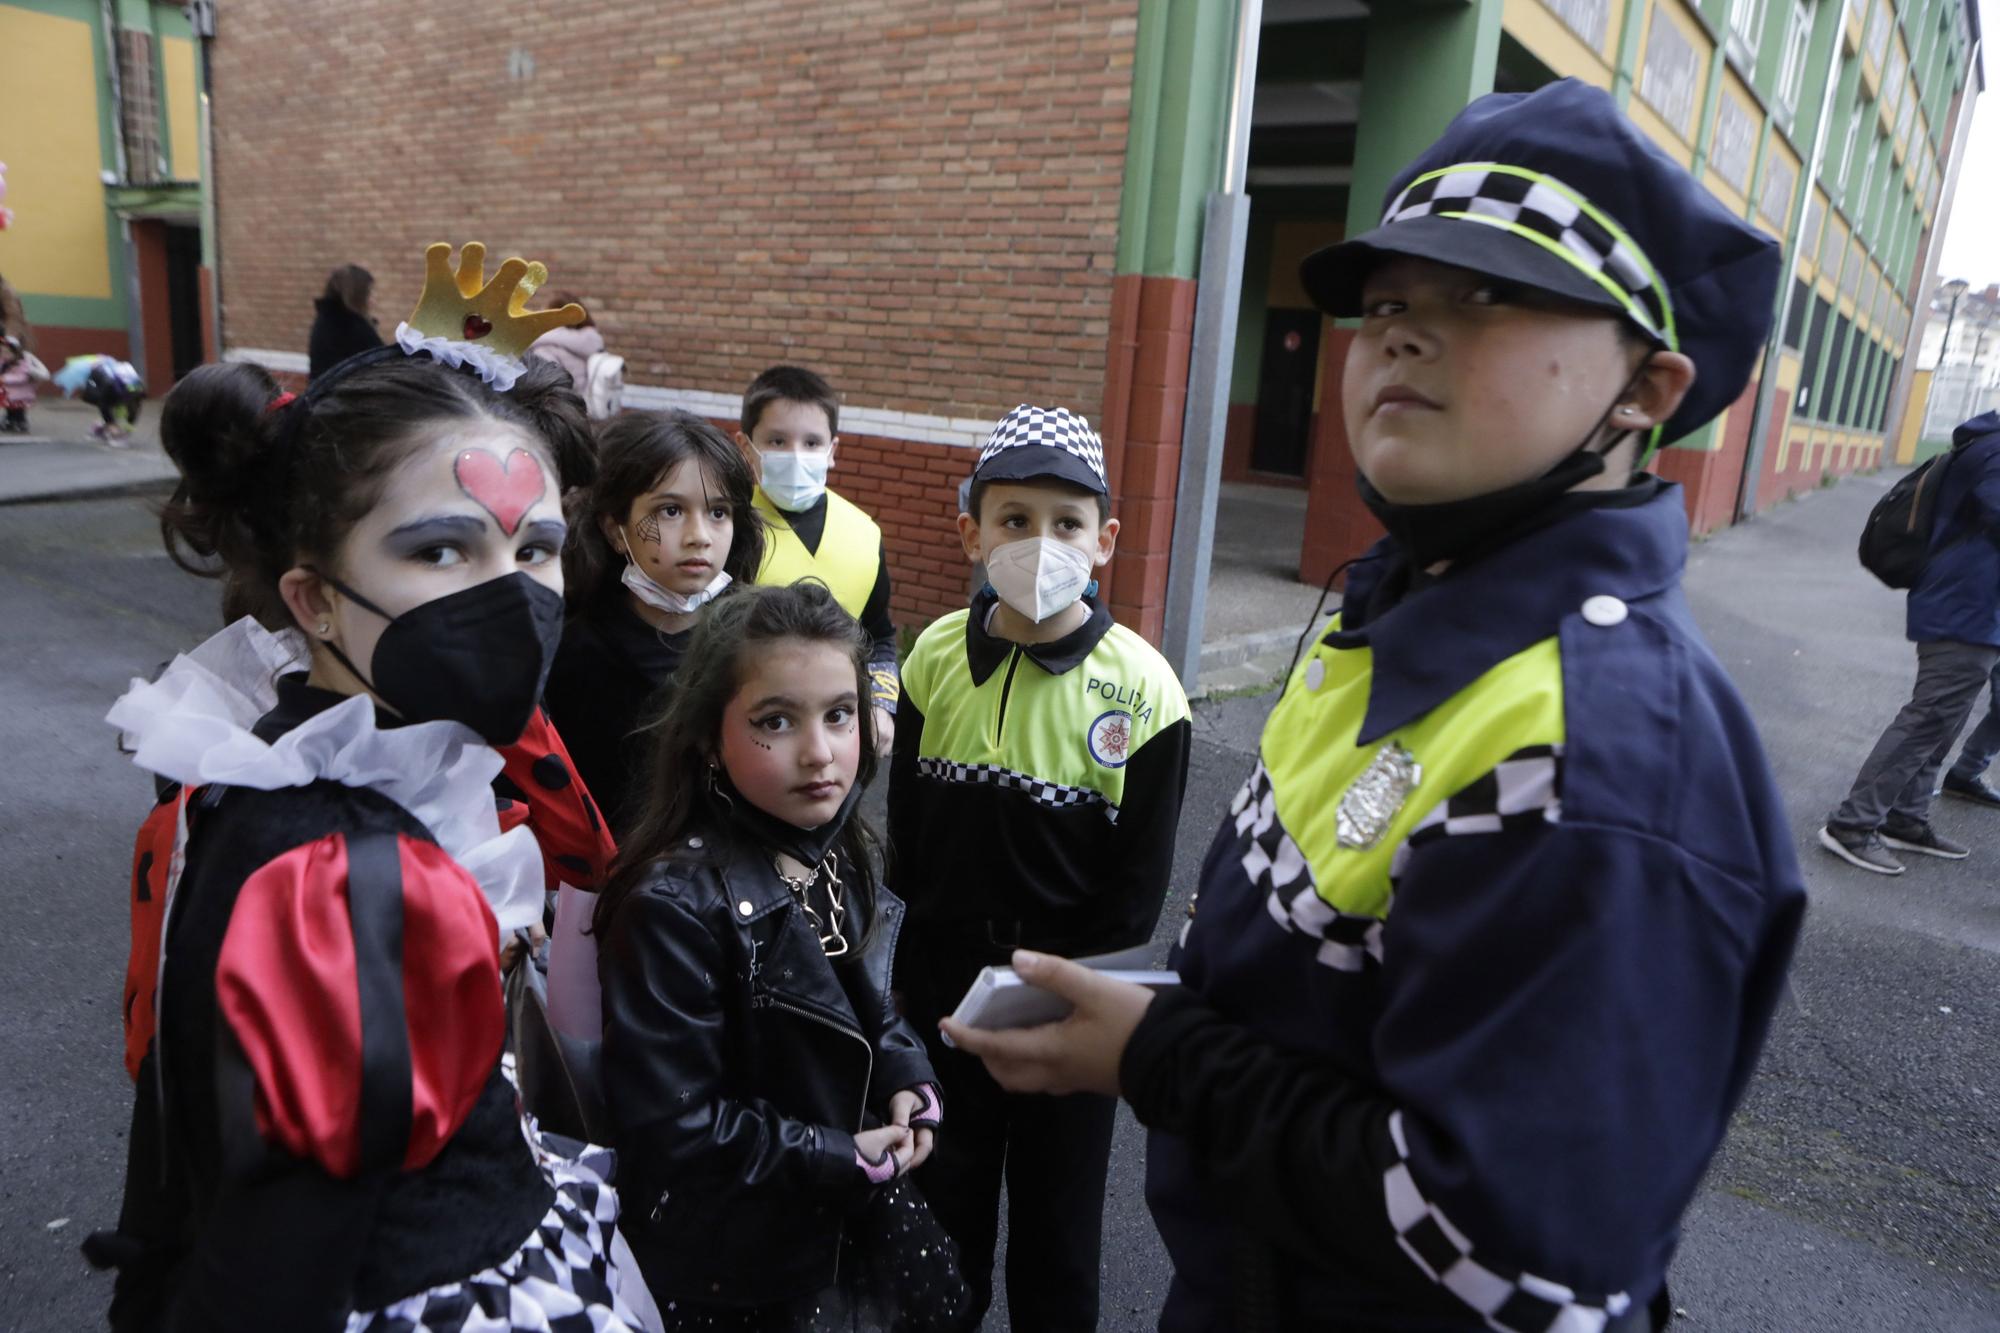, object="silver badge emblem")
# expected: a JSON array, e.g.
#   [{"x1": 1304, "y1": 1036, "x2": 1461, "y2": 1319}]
[{"x1": 1336, "y1": 742, "x2": 1422, "y2": 849}]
